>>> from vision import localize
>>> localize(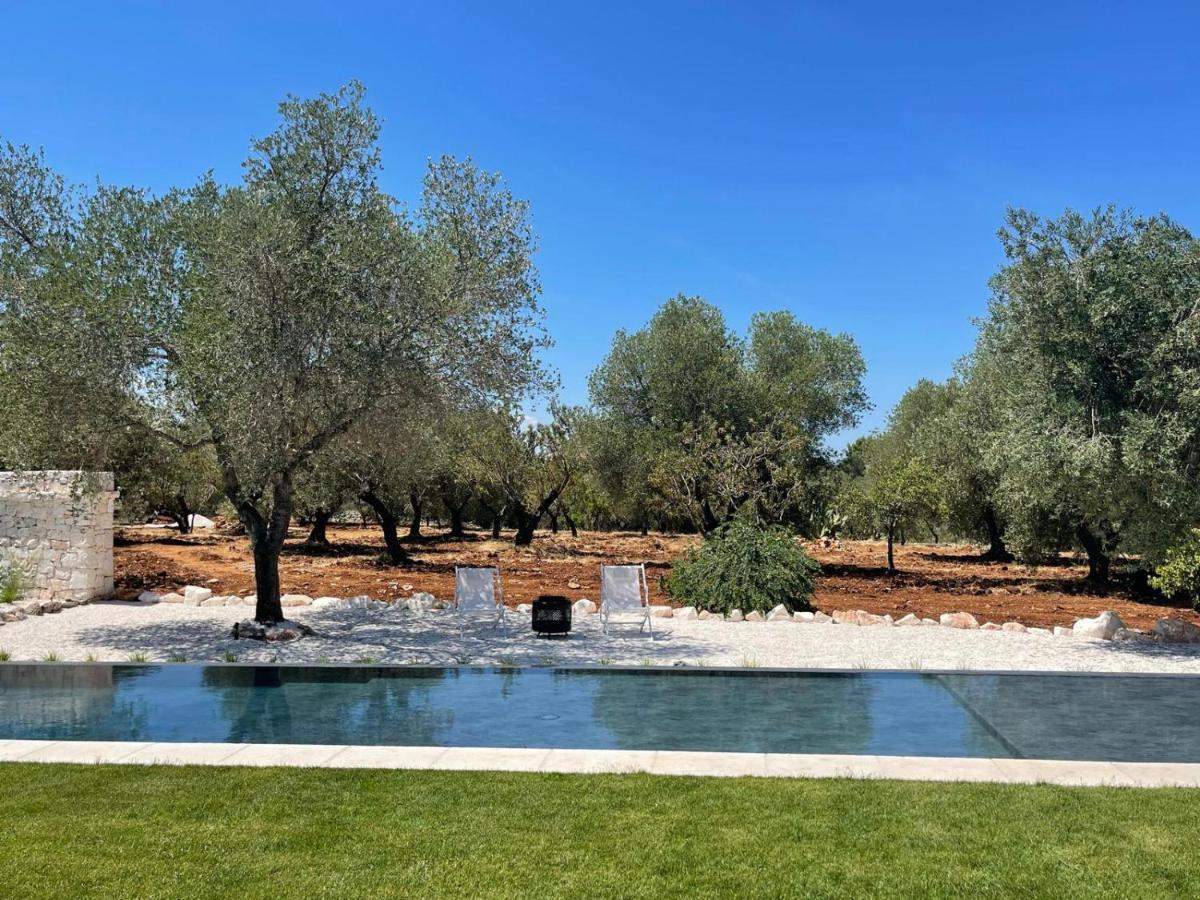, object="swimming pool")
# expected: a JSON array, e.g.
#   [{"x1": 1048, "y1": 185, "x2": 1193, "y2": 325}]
[{"x1": 1, "y1": 664, "x2": 1196, "y2": 762}]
